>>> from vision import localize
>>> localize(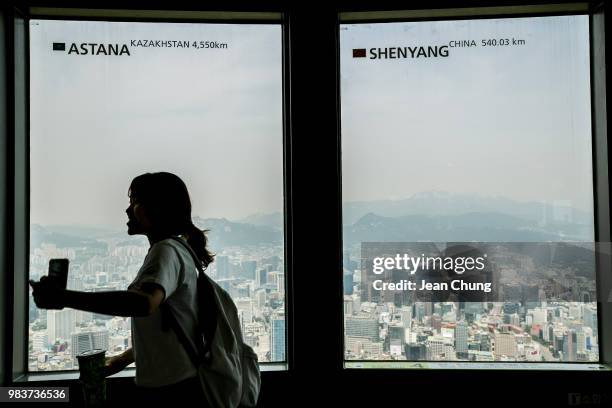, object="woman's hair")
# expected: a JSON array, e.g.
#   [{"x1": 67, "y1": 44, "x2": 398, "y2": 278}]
[{"x1": 128, "y1": 172, "x2": 214, "y2": 268}]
